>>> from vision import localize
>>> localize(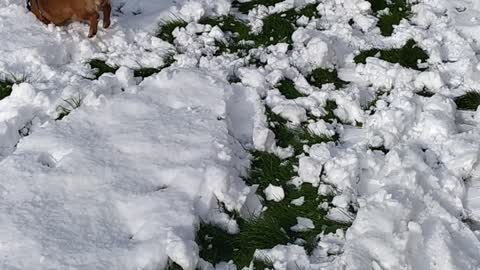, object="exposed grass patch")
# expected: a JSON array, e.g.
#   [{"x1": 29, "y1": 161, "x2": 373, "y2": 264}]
[
  {"x1": 197, "y1": 223, "x2": 236, "y2": 264},
  {"x1": 255, "y1": 13, "x2": 295, "y2": 46},
  {"x1": 266, "y1": 107, "x2": 335, "y2": 155},
  {"x1": 0, "y1": 80, "x2": 14, "y2": 100},
  {"x1": 248, "y1": 151, "x2": 296, "y2": 189},
  {"x1": 354, "y1": 39, "x2": 429, "y2": 70},
  {"x1": 89, "y1": 54, "x2": 176, "y2": 80},
  {"x1": 307, "y1": 68, "x2": 347, "y2": 89},
  {"x1": 197, "y1": 105, "x2": 348, "y2": 268},
  {"x1": 323, "y1": 100, "x2": 339, "y2": 122},
  {"x1": 416, "y1": 88, "x2": 435, "y2": 97},
  {"x1": 366, "y1": 0, "x2": 411, "y2": 36},
  {"x1": 455, "y1": 92, "x2": 480, "y2": 110},
  {"x1": 200, "y1": 16, "x2": 251, "y2": 41},
  {"x1": 156, "y1": 19, "x2": 188, "y2": 43},
  {"x1": 133, "y1": 54, "x2": 176, "y2": 78},
  {"x1": 88, "y1": 59, "x2": 118, "y2": 79},
  {"x1": 0, "y1": 74, "x2": 26, "y2": 100},
  {"x1": 133, "y1": 67, "x2": 161, "y2": 78},
  {"x1": 56, "y1": 96, "x2": 83, "y2": 120},
  {"x1": 199, "y1": 16, "x2": 254, "y2": 54},
  {"x1": 281, "y1": 3, "x2": 319, "y2": 22},
  {"x1": 197, "y1": 183, "x2": 349, "y2": 267},
  {"x1": 296, "y1": 3, "x2": 319, "y2": 18},
  {"x1": 276, "y1": 79, "x2": 304, "y2": 99},
  {"x1": 232, "y1": 0, "x2": 284, "y2": 14},
  {"x1": 367, "y1": 0, "x2": 389, "y2": 12},
  {"x1": 369, "y1": 145, "x2": 389, "y2": 154}
]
